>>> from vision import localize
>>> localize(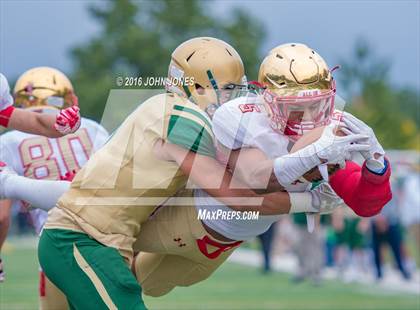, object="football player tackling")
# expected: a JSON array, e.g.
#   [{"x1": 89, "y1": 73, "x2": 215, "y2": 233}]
[{"x1": 129, "y1": 43, "x2": 391, "y2": 296}]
